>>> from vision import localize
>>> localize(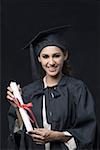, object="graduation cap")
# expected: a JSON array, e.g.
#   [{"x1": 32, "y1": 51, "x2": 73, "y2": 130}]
[{"x1": 23, "y1": 25, "x2": 71, "y2": 81}]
